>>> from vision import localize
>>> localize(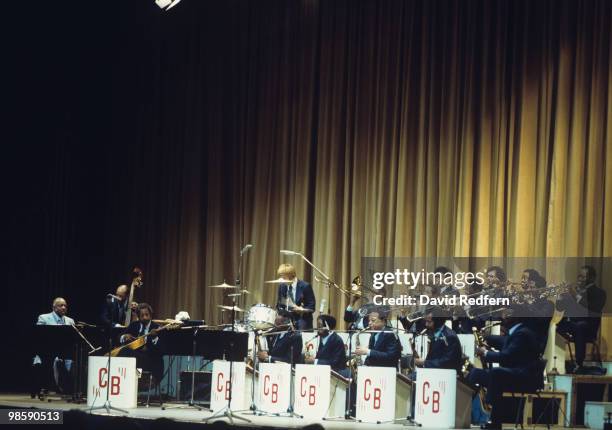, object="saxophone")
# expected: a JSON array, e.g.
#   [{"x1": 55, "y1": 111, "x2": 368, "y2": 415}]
[
  {"x1": 472, "y1": 327, "x2": 492, "y2": 413},
  {"x1": 347, "y1": 326, "x2": 369, "y2": 373}
]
